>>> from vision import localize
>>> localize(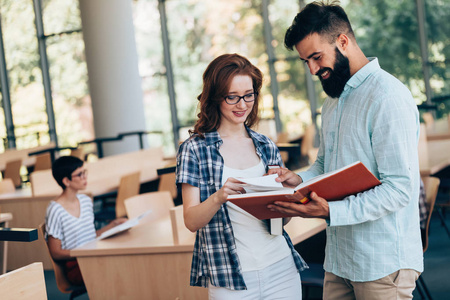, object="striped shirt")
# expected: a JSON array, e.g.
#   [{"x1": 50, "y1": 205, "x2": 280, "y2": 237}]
[
  {"x1": 45, "y1": 194, "x2": 97, "y2": 250},
  {"x1": 299, "y1": 58, "x2": 423, "y2": 281},
  {"x1": 176, "y1": 127, "x2": 307, "y2": 290}
]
